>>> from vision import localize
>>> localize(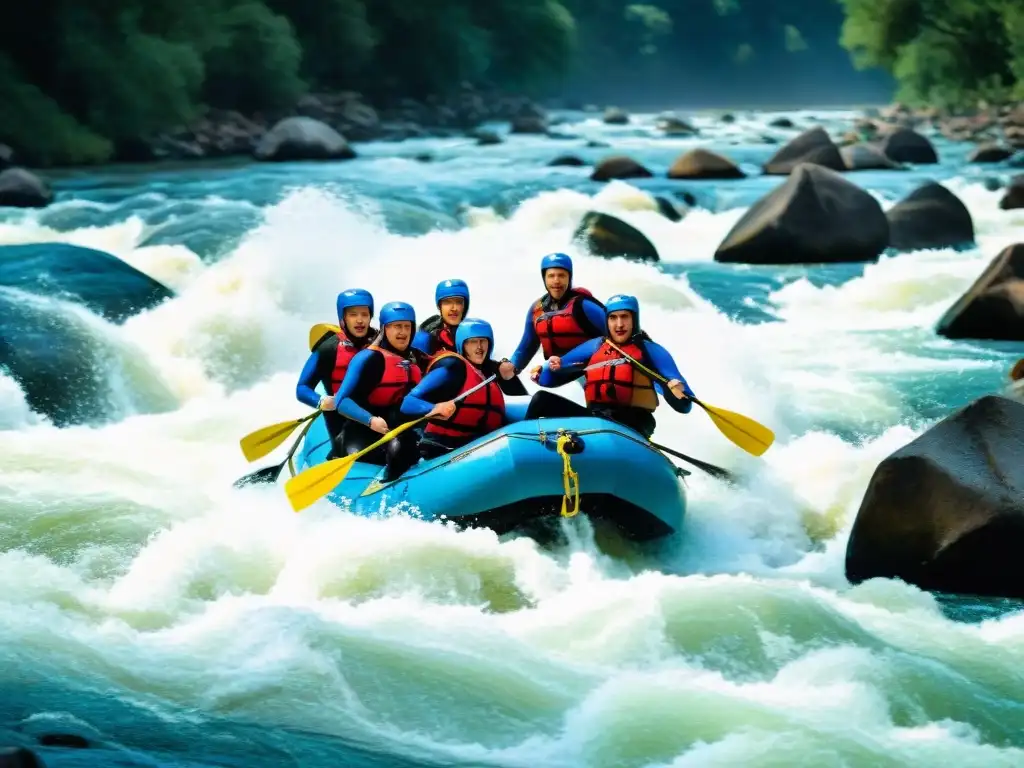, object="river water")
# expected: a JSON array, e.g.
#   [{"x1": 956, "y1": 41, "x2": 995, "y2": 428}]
[{"x1": 1, "y1": 109, "x2": 1023, "y2": 767}]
